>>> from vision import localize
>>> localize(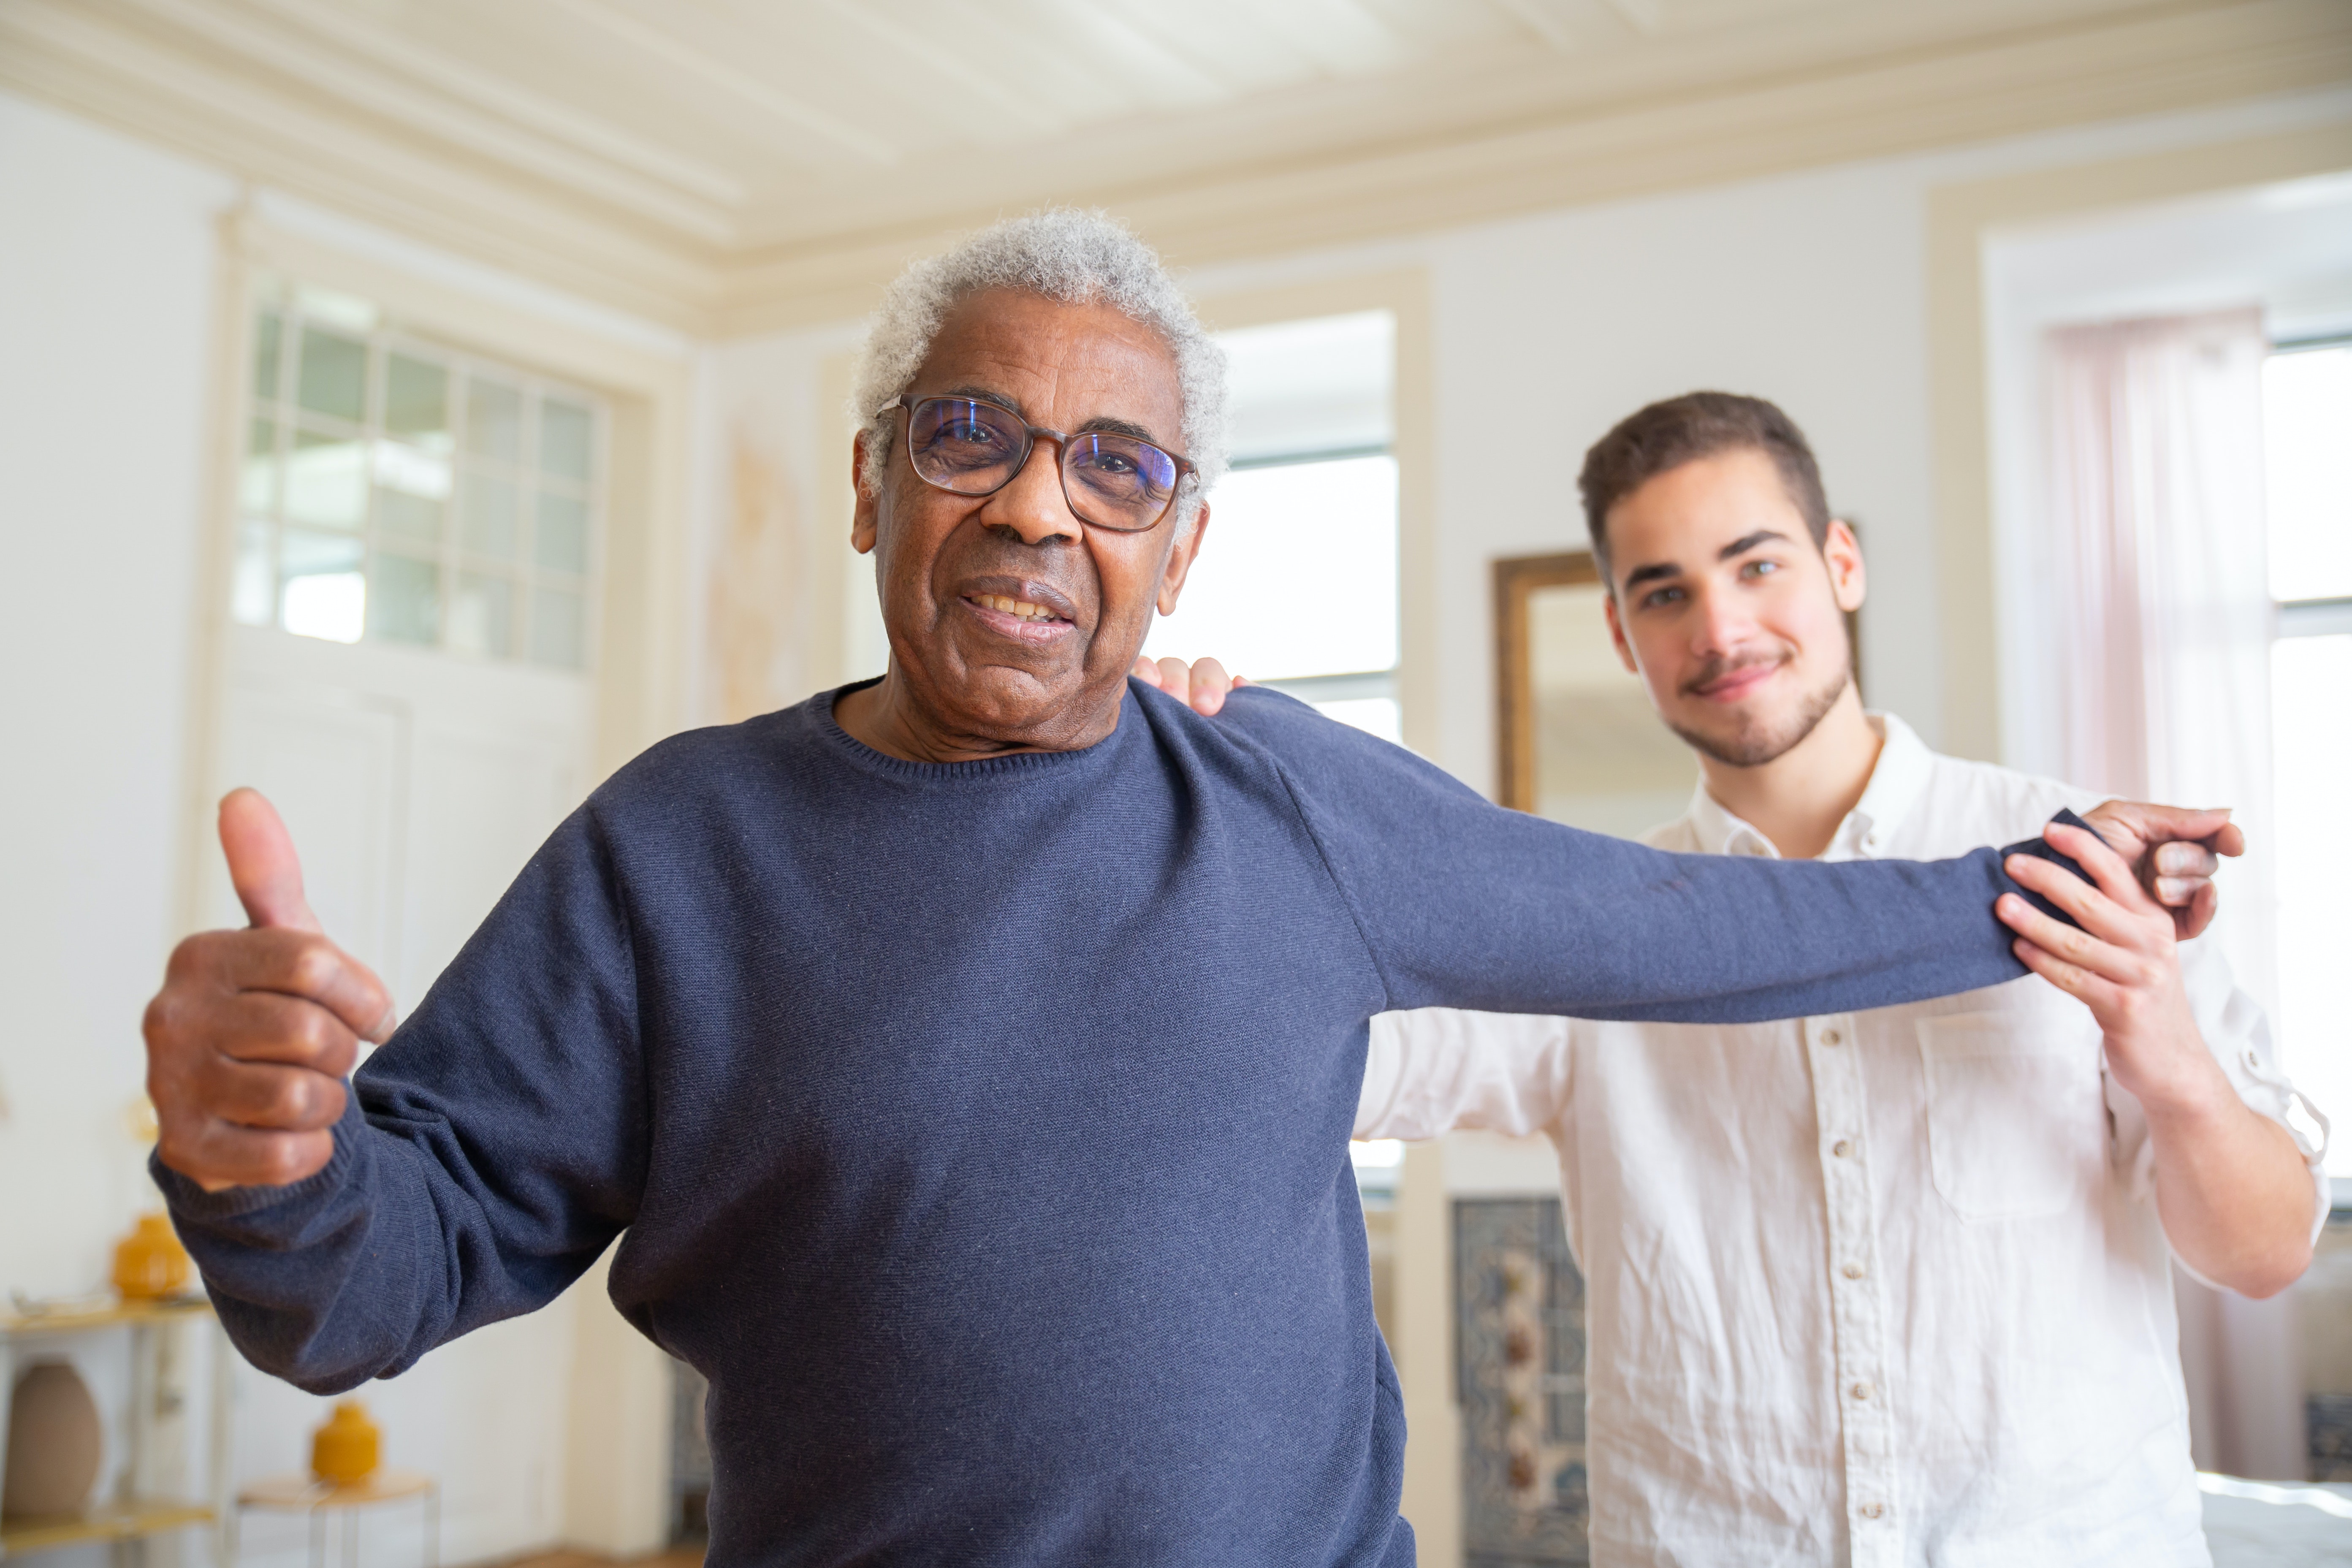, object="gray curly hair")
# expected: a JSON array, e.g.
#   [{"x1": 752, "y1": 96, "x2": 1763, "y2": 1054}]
[{"x1": 849, "y1": 209, "x2": 1228, "y2": 526}]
